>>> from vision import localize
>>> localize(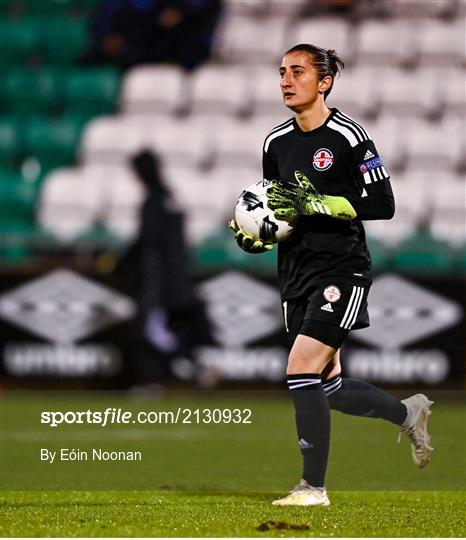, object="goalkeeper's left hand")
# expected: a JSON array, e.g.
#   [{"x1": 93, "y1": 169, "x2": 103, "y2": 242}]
[
  {"x1": 228, "y1": 219, "x2": 274, "y2": 254},
  {"x1": 267, "y1": 170, "x2": 357, "y2": 222}
]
